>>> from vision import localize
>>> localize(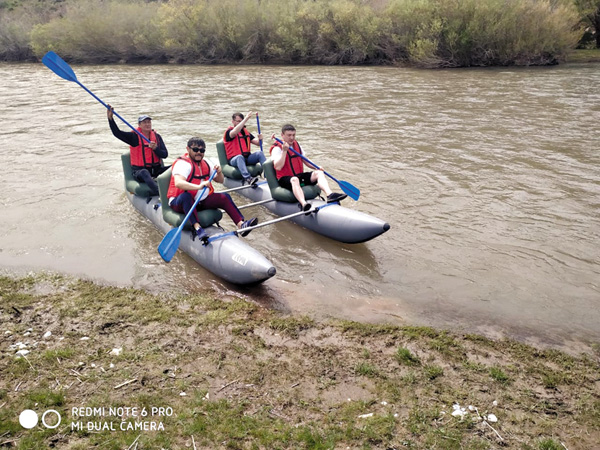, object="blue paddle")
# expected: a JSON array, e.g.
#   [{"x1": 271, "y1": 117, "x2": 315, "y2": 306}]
[
  {"x1": 272, "y1": 136, "x2": 360, "y2": 201},
  {"x1": 157, "y1": 170, "x2": 218, "y2": 262},
  {"x1": 256, "y1": 113, "x2": 264, "y2": 152},
  {"x1": 41, "y1": 51, "x2": 150, "y2": 144}
]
